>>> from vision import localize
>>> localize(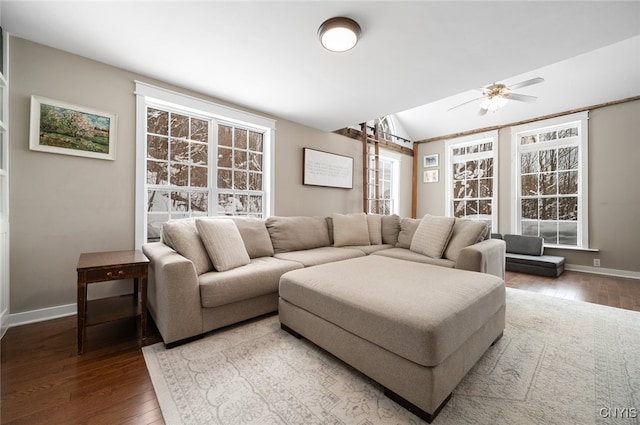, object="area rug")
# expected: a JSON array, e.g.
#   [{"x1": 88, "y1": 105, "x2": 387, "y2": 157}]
[{"x1": 143, "y1": 288, "x2": 640, "y2": 424}]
